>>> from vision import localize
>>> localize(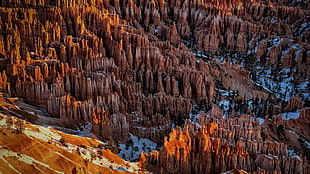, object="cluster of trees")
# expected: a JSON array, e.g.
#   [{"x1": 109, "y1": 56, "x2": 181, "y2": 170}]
[
  {"x1": 216, "y1": 89, "x2": 284, "y2": 119},
  {"x1": 123, "y1": 138, "x2": 139, "y2": 159},
  {"x1": 104, "y1": 136, "x2": 120, "y2": 154},
  {"x1": 5, "y1": 116, "x2": 24, "y2": 134}
]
